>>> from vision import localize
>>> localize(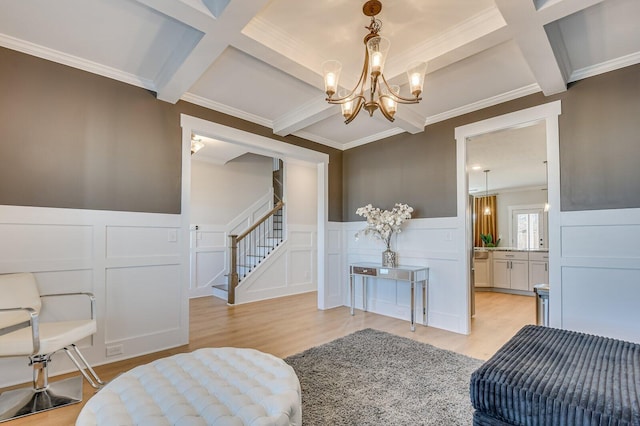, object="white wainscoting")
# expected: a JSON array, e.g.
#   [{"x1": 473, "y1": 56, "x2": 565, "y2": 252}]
[
  {"x1": 342, "y1": 217, "x2": 466, "y2": 334},
  {"x1": 0, "y1": 205, "x2": 188, "y2": 388},
  {"x1": 337, "y1": 208, "x2": 640, "y2": 340},
  {"x1": 325, "y1": 222, "x2": 345, "y2": 309},
  {"x1": 234, "y1": 224, "x2": 317, "y2": 304},
  {"x1": 554, "y1": 207, "x2": 640, "y2": 343},
  {"x1": 188, "y1": 192, "x2": 272, "y2": 298}
]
